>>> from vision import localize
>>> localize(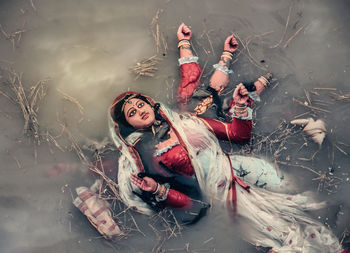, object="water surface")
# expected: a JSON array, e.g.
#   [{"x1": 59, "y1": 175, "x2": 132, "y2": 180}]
[{"x1": 0, "y1": 0, "x2": 350, "y2": 252}]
